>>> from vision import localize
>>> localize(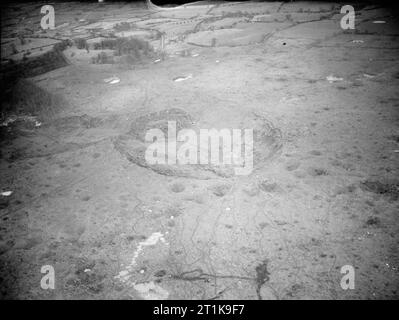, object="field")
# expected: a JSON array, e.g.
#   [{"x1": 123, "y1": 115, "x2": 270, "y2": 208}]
[{"x1": 0, "y1": 1, "x2": 398, "y2": 299}]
